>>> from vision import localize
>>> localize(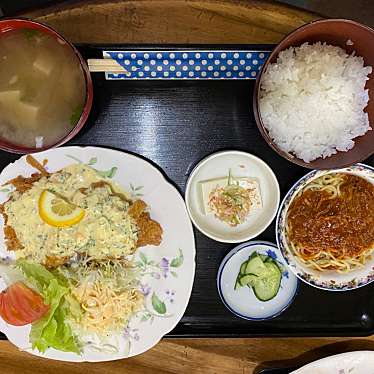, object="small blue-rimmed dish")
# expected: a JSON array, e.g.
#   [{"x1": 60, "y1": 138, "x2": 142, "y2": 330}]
[
  {"x1": 217, "y1": 241, "x2": 298, "y2": 321},
  {"x1": 276, "y1": 163, "x2": 374, "y2": 292}
]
